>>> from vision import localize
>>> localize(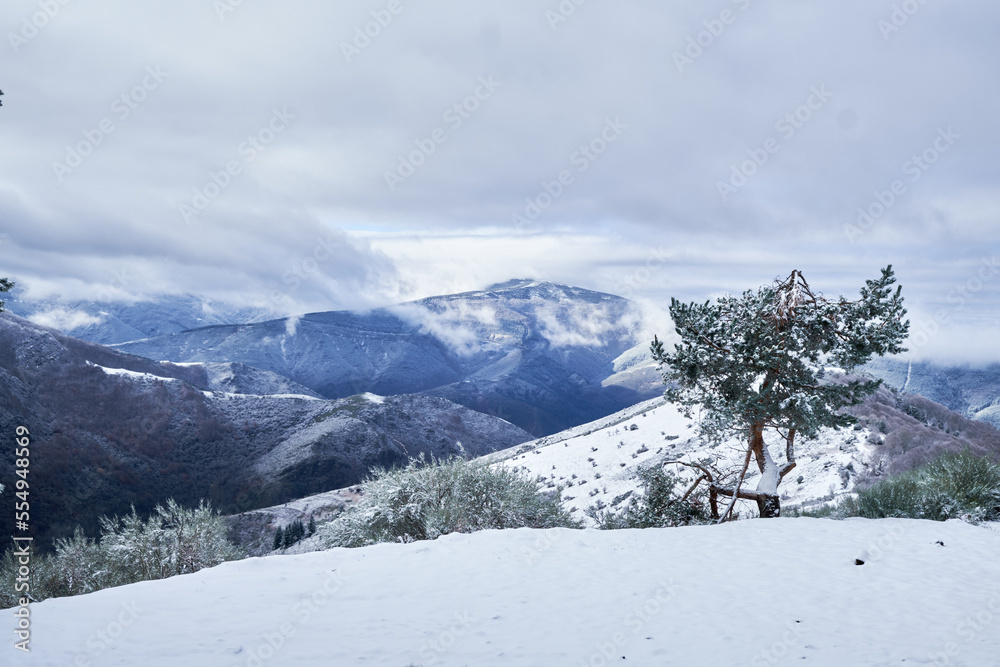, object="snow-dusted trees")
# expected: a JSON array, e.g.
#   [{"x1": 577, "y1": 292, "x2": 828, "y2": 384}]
[
  {"x1": 97, "y1": 499, "x2": 241, "y2": 583},
  {"x1": 652, "y1": 266, "x2": 909, "y2": 519},
  {"x1": 319, "y1": 456, "x2": 580, "y2": 548},
  {"x1": 0, "y1": 498, "x2": 242, "y2": 605}
]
